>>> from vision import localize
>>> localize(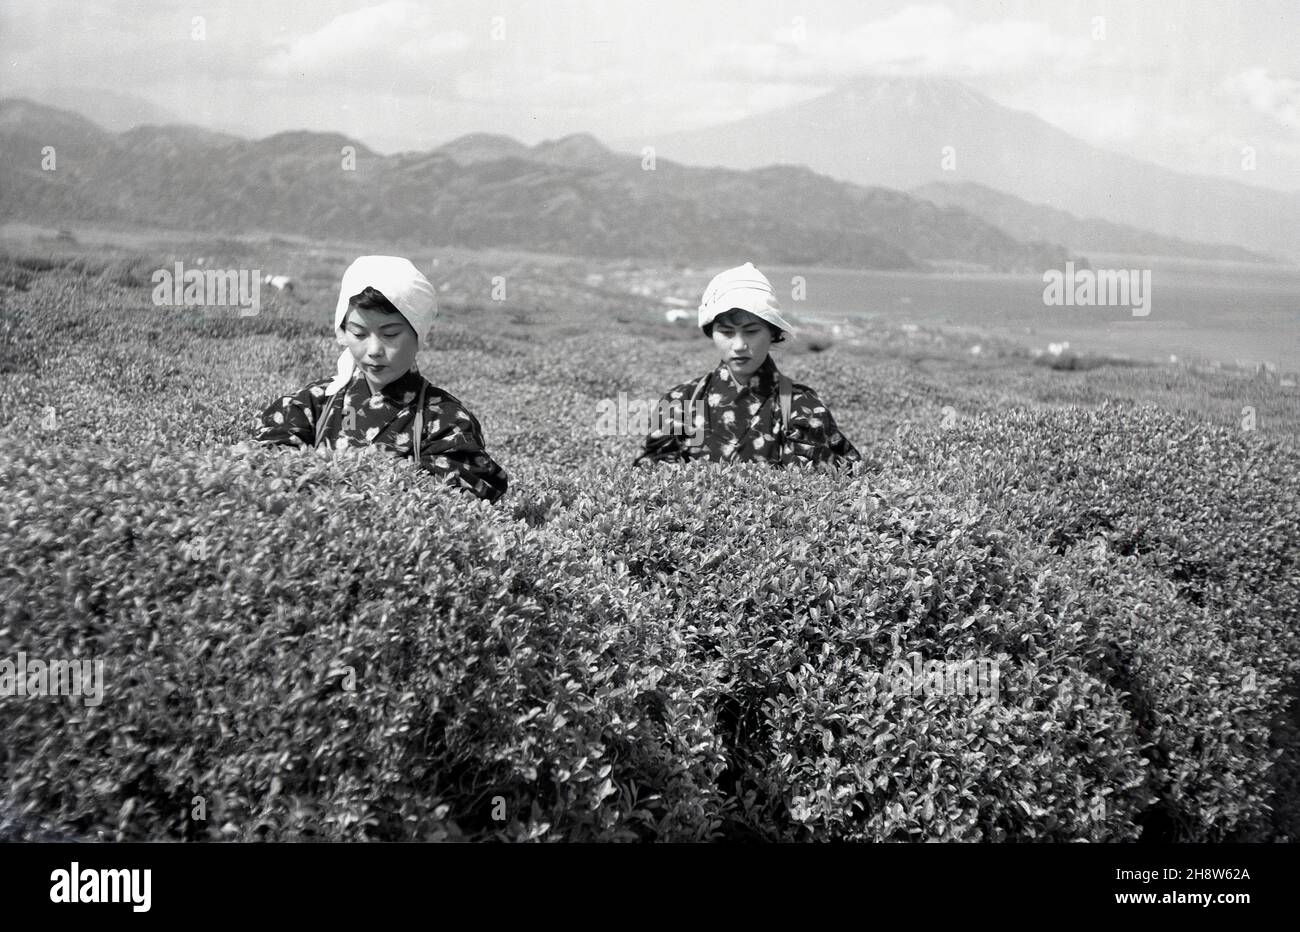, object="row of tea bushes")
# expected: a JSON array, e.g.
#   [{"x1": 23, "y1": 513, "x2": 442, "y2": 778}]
[{"x1": 2, "y1": 418, "x2": 1292, "y2": 840}]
